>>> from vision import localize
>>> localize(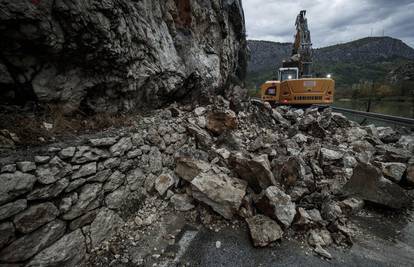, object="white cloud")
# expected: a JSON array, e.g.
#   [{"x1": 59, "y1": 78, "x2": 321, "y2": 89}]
[{"x1": 242, "y1": 0, "x2": 414, "y2": 48}]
